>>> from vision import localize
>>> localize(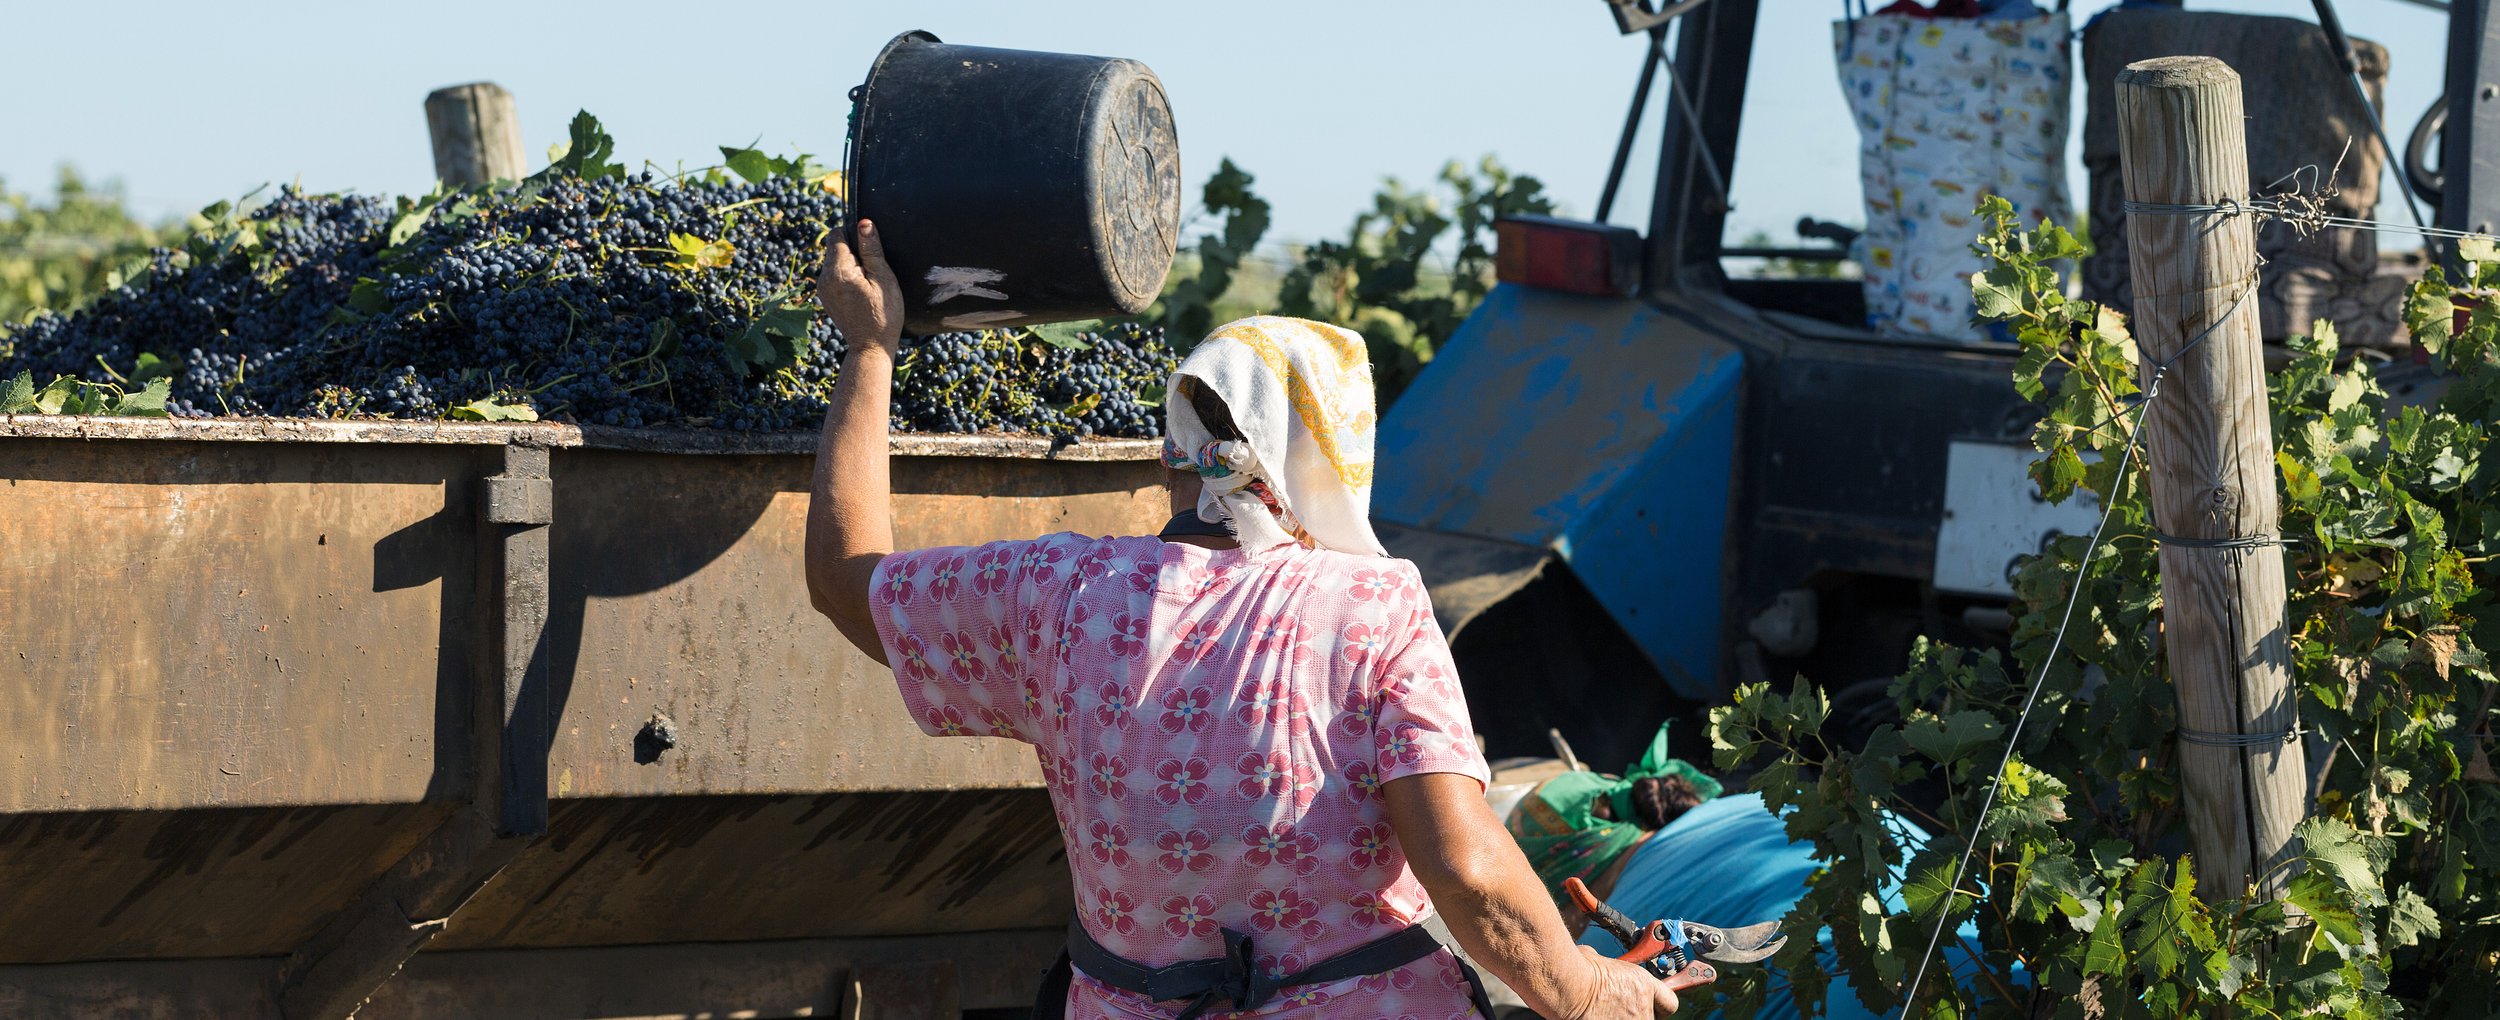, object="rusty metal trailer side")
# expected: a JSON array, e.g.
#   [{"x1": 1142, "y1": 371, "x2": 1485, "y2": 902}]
[{"x1": 0, "y1": 417, "x2": 1165, "y2": 1019}]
